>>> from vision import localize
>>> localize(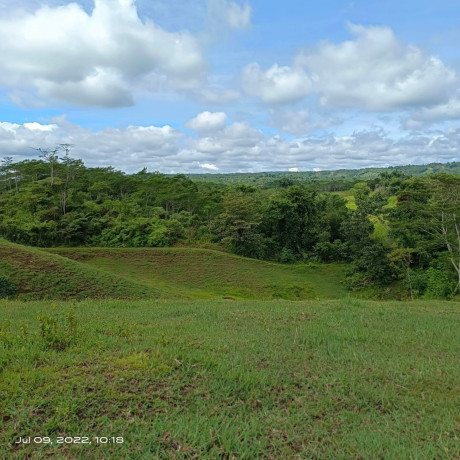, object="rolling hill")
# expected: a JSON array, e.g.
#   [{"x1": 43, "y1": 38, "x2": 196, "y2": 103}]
[
  {"x1": 47, "y1": 247, "x2": 349, "y2": 300},
  {"x1": 0, "y1": 239, "x2": 158, "y2": 300}
]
